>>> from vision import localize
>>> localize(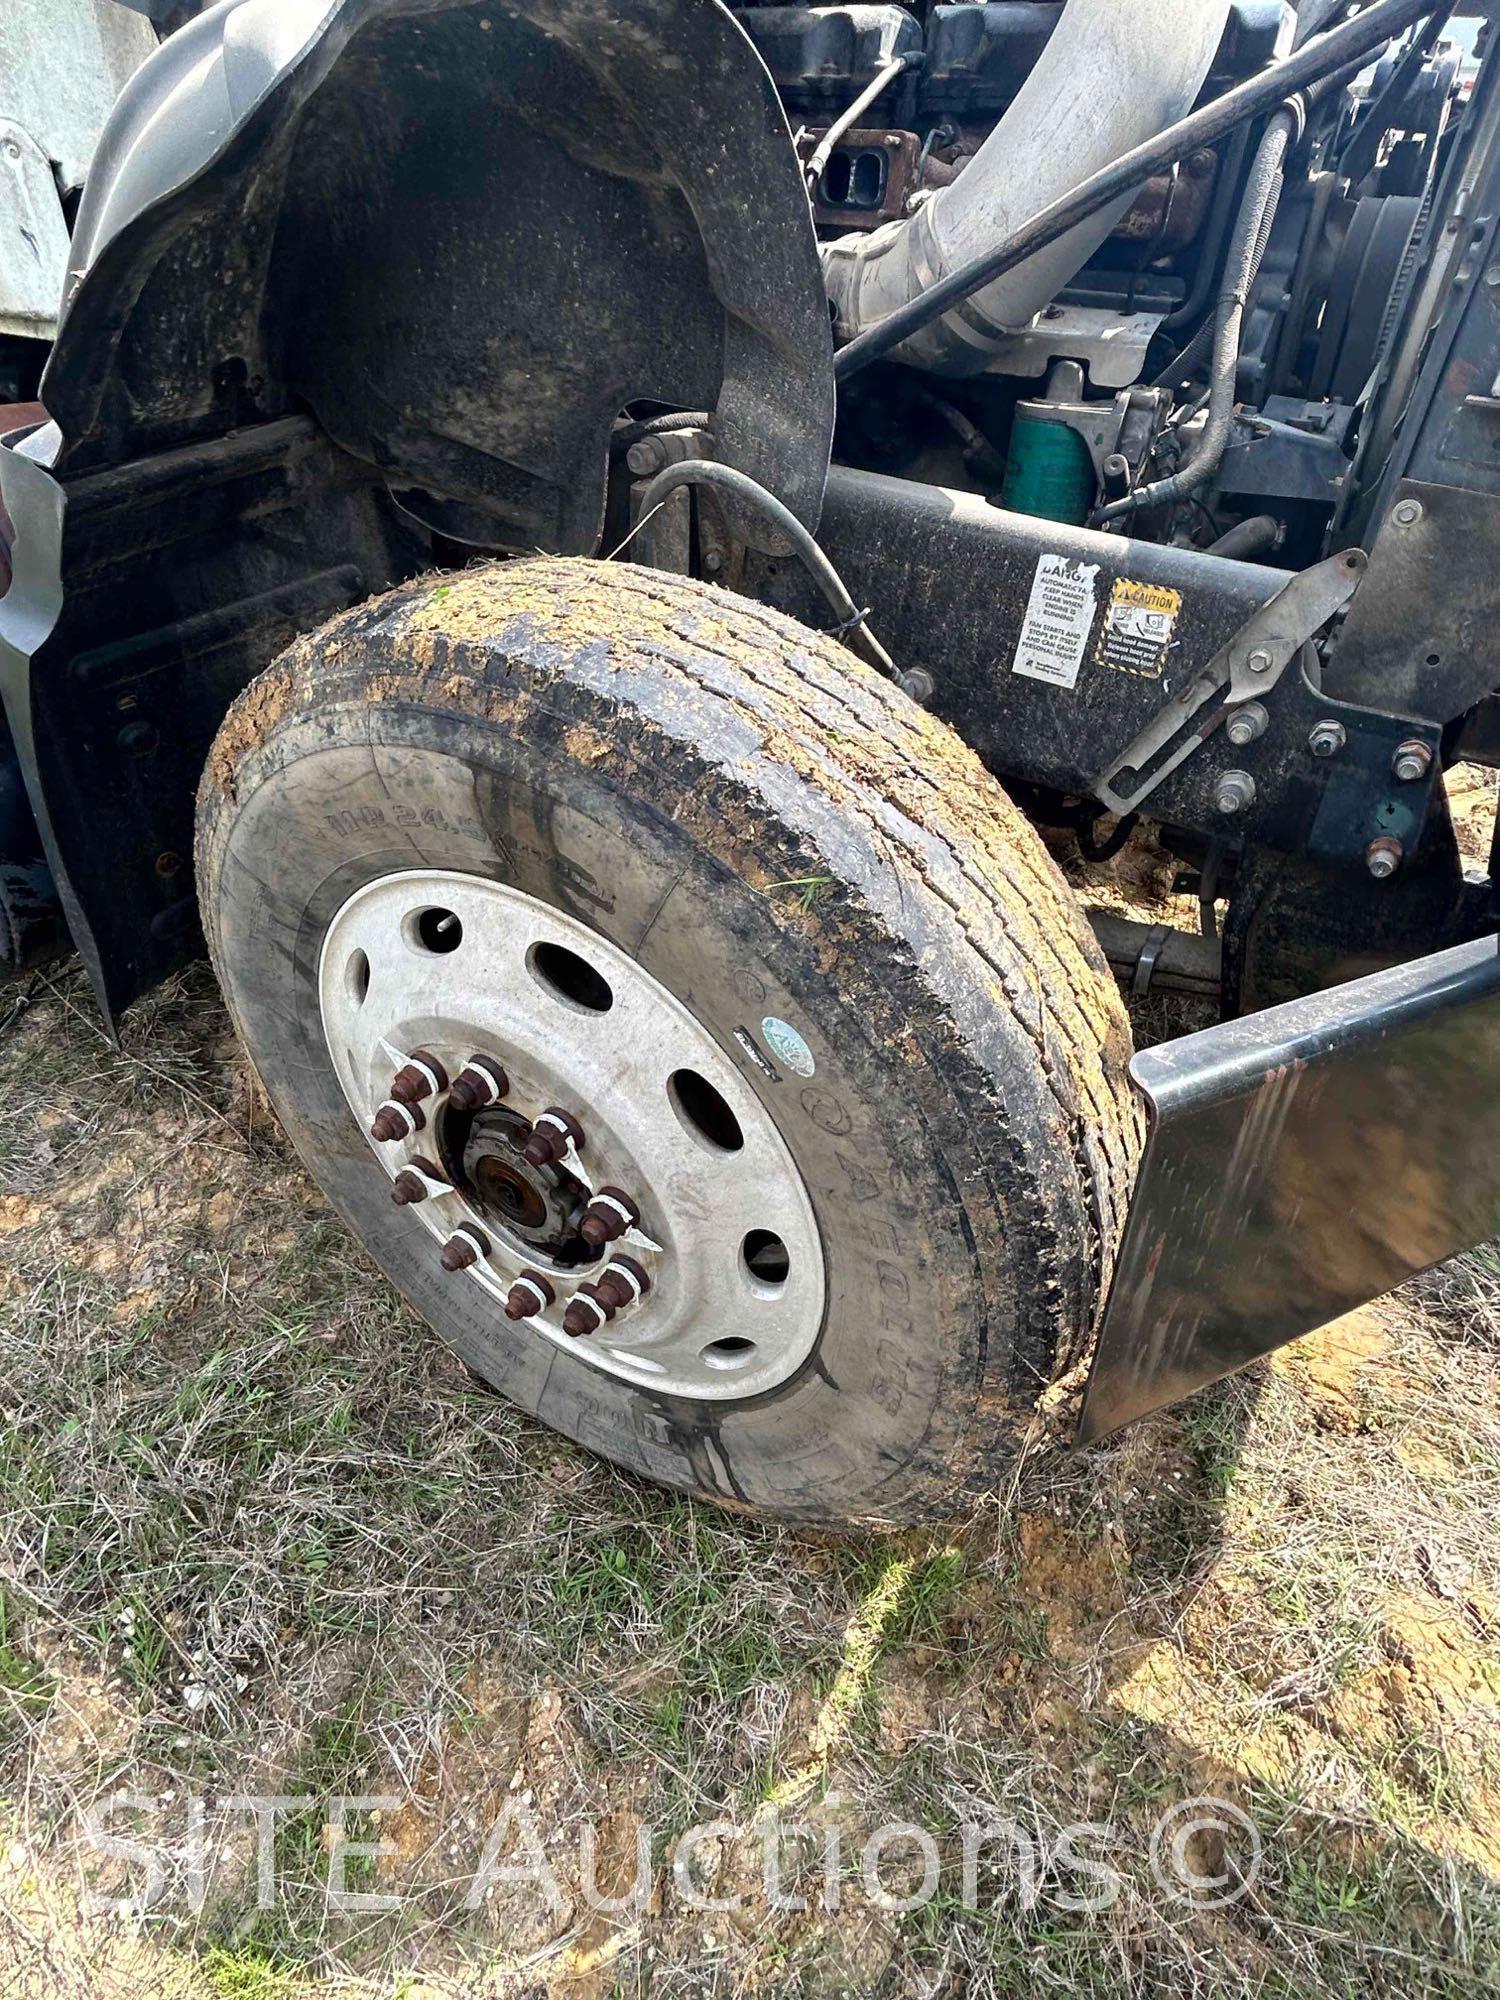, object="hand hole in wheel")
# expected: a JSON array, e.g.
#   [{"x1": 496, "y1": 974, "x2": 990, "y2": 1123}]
[
  {"x1": 405, "y1": 906, "x2": 463, "y2": 954},
  {"x1": 669, "y1": 1068, "x2": 744, "y2": 1153},
  {"x1": 528, "y1": 940, "x2": 613, "y2": 1013},
  {"x1": 742, "y1": 1228, "x2": 789, "y2": 1288},
  {"x1": 345, "y1": 948, "x2": 370, "y2": 1006},
  {"x1": 700, "y1": 1335, "x2": 758, "y2": 1370}
]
